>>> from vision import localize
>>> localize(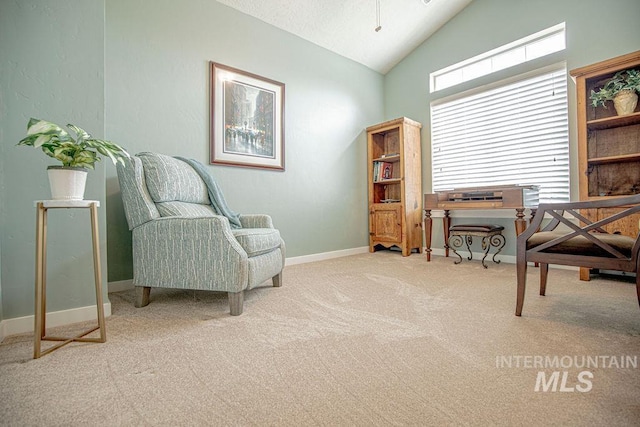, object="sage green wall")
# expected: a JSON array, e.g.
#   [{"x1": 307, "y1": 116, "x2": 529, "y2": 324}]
[
  {"x1": 0, "y1": 0, "x2": 108, "y2": 319},
  {"x1": 0, "y1": 120, "x2": 3, "y2": 324},
  {"x1": 105, "y1": 0, "x2": 383, "y2": 281},
  {"x1": 4, "y1": 0, "x2": 632, "y2": 323},
  {"x1": 384, "y1": 0, "x2": 640, "y2": 256}
]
